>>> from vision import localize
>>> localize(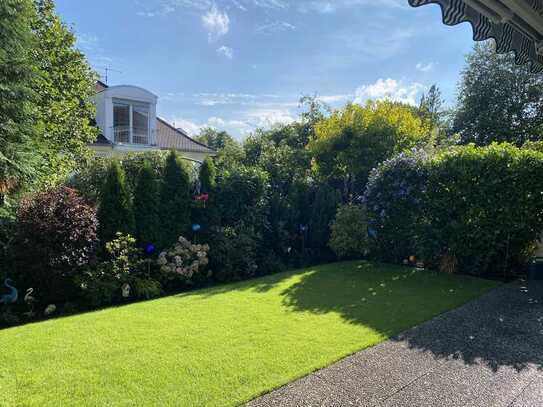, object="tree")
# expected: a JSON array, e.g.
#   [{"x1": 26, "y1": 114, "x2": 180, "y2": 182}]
[
  {"x1": 418, "y1": 84, "x2": 444, "y2": 128},
  {"x1": 329, "y1": 204, "x2": 369, "y2": 259},
  {"x1": 0, "y1": 0, "x2": 43, "y2": 204},
  {"x1": 454, "y1": 41, "x2": 543, "y2": 146},
  {"x1": 97, "y1": 161, "x2": 134, "y2": 245},
  {"x1": 196, "y1": 128, "x2": 235, "y2": 151},
  {"x1": 199, "y1": 157, "x2": 216, "y2": 194},
  {"x1": 134, "y1": 162, "x2": 160, "y2": 246},
  {"x1": 31, "y1": 0, "x2": 97, "y2": 184},
  {"x1": 307, "y1": 101, "x2": 431, "y2": 196},
  {"x1": 159, "y1": 151, "x2": 191, "y2": 247}
]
